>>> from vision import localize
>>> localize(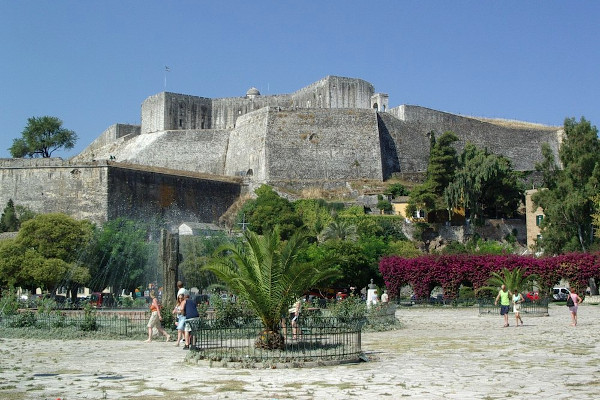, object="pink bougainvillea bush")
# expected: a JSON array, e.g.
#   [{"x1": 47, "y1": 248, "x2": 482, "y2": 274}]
[{"x1": 379, "y1": 252, "x2": 600, "y2": 299}]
